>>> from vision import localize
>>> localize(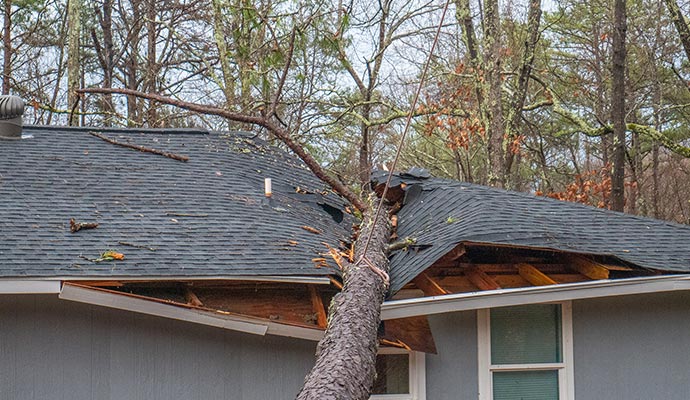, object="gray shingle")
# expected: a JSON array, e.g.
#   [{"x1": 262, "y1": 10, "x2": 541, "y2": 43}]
[
  {"x1": 375, "y1": 171, "x2": 690, "y2": 294},
  {"x1": 0, "y1": 126, "x2": 352, "y2": 278}
]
